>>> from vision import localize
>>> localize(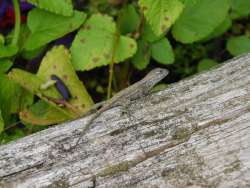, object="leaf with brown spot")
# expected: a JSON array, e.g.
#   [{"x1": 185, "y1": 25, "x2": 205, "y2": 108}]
[
  {"x1": 71, "y1": 14, "x2": 137, "y2": 71},
  {"x1": 139, "y1": 0, "x2": 184, "y2": 36},
  {"x1": 8, "y1": 46, "x2": 94, "y2": 125}
]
